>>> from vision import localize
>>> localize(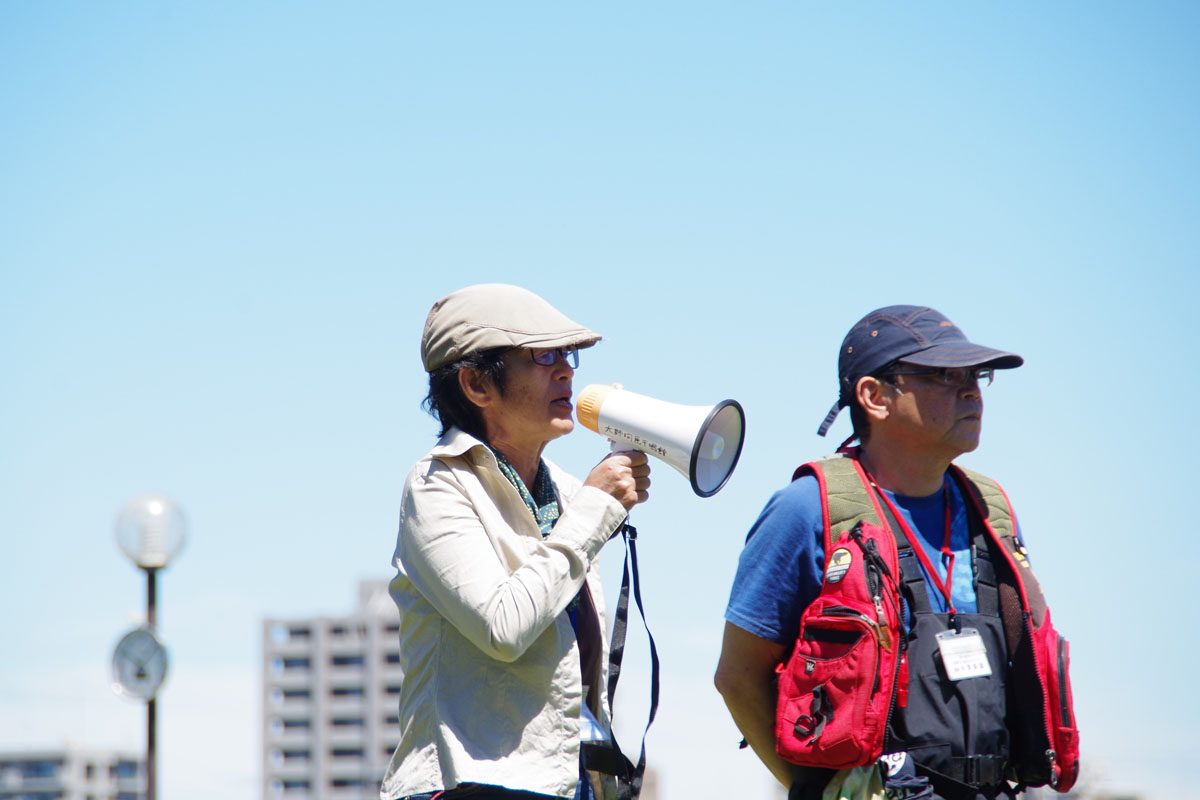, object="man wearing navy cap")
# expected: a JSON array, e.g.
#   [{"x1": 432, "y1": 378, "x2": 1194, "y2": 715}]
[{"x1": 715, "y1": 307, "x2": 1070, "y2": 799}]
